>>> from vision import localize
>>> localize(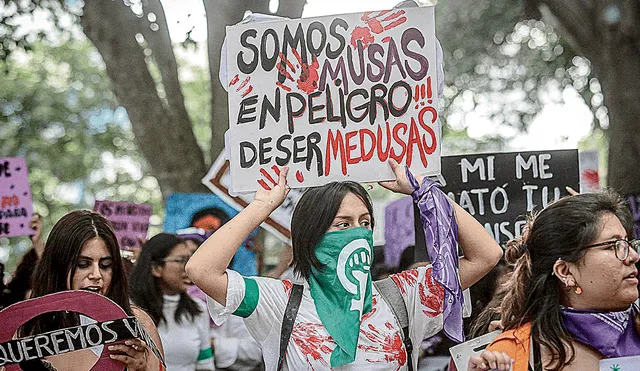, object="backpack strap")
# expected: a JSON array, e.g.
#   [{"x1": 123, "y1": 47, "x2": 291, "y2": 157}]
[
  {"x1": 374, "y1": 278, "x2": 414, "y2": 371},
  {"x1": 277, "y1": 283, "x2": 303, "y2": 371}
]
